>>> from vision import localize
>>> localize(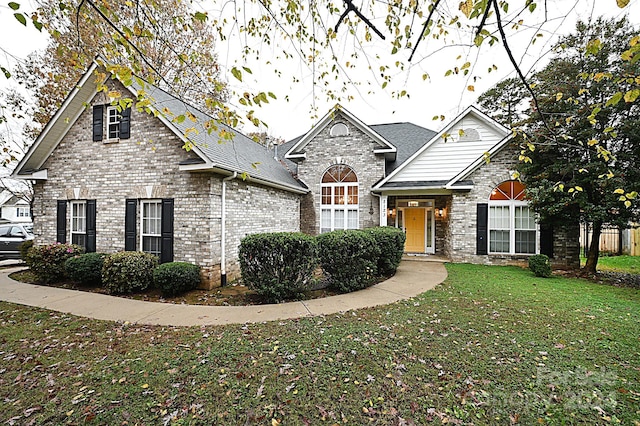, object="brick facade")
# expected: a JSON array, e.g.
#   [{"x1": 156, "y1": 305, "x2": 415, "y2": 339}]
[
  {"x1": 32, "y1": 80, "x2": 300, "y2": 288},
  {"x1": 295, "y1": 112, "x2": 386, "y2": 234},
  {"x1": 446, "y1": 144, "x2": 579, "y2": 269}
]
